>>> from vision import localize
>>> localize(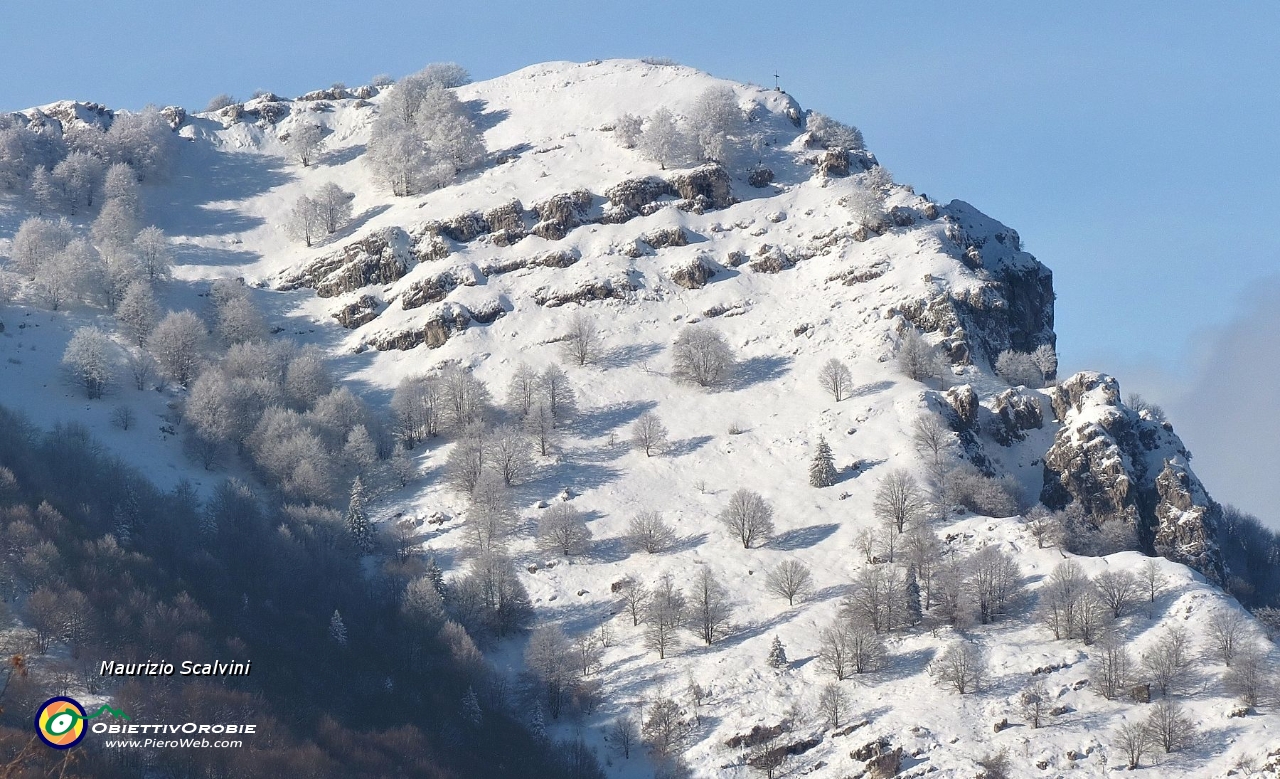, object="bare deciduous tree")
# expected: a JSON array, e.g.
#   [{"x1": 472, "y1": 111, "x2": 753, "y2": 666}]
[
  {"x1": 765, "y1": 559, "x2": 813, "y2": 606},
  {"x1": 930, "y1": 641, "x2": 986, "y2": 694},
  {"x1": 609, "y1": 712, "x2": 639, "y2": 759},
  {"x1": 897, "y1": 328, "x2": 945, "y2": 383},
  {"x1": 1145, "y1": 700, "x2": 1196, "y2": 753},
  {"x1": 686, "y1": 567, "x2": 731, "y2": 645},
  {"x1": 967, "y1": 546, "x2": 1023, "y2": 624},
  {"x1": 1142, "y1": 625, "x2": 1194, "y2": 697},
  {"x1": 643, "y1": 574, "x2": 686, "y2": 659},
  {"x1": 1020, "y1": 679, "x2": 1049, "y2": 728},
  {"x1": 627, "y1": 511, "x2": 677, "y2": 554},
  {"x1": 286, "y1": 123, "x2": 324, "y2": 167},
  {"x1": 618, "y1": 577, "x2": 649, "y2": 626},
  {"x1": 671, "y1": 325, "x2": 735, "y2": 388},
  {"x1": 817, "y1": 358, "x2": 853, "y2": 401},
  {"x1": 719, "y1": 489, "x2": 775, "y2": 549},
  {"x1": 1139, "y1": 559, "x2": 1166, "y2": 604},
  {"x1": 537, "y1": 503, "x2": 592, "y2": 556},
  {"x1": 1205, "y1": 607, "x2": 1249, "y2": 666},
  {"x1": 874, "y1": 470, "x2": 927, "y2": 534},
  {"x1": 817, "y1": 683, "x2": 850, "y2": 729},
  {"x1": 561, "y1": 312, "x2": 604, "y2": 366},
  {"x1": 1113, "y1": 720, "x2": 1153, "y2": 769},
  {"x1": 631, "y1": 412, "x2": 669, "y2": 457},
  {"x1": 1091, "y1": 633, "x2": 1135, "y2": 700},
  {"x1": 642, "y1": 696, "x2": 693, "y2": 757}
]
